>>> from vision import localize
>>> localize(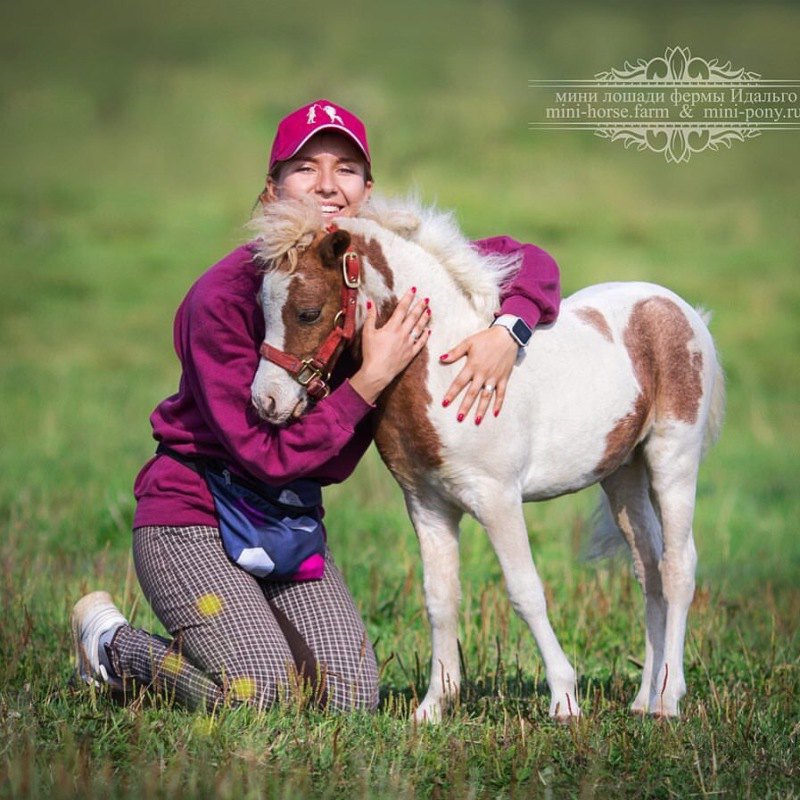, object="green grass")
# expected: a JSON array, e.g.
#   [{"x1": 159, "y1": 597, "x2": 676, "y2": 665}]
[{"x1": 1, "y1": 0, "x2": 799, "y2": 797}]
